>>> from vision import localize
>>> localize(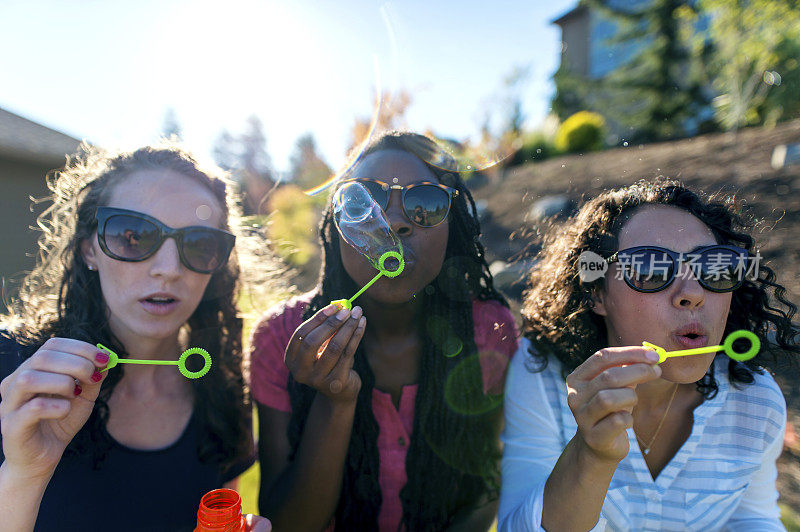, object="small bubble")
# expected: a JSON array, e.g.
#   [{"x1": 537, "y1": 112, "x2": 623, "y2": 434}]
[
  {"x1": 424, "y1": 285, "x2": 435, "y2": 295},
  {"x1": 623, "y1": 141, "x2": 629, "y2": 146},
  {"x1": 196, "y1": 204, "x2": 212, "y2": 220}
]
